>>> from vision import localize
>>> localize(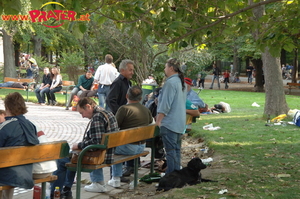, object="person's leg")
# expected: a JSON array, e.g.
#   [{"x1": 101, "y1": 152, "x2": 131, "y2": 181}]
[
  {"x1": 86, "y1": 90, "x2": 98, "y2": 98},
  {"x1": 50, "y1": 87, "x2": 62, "y2": 105},
  {"x1": 40, "y1": 87, "x2": 50, "y2": 104},
  {"x1": 51, "y1": 157, "x2": 71, "y2": 195},
  {"x1": 97, "y1": 86, "x2": 106, "y2": 108},
  {"x1": 66, "y1": 87, "x2": 79, "y2": 107},
  {"x1": 210, "y1": 76, "x2": 215, "y2": 89},
  {"x1": 217, "y1": 76, "x2": 220, "y2": 88},
  {"x1": 202, "y1": 79, "x2": 205, "y2": 88},
  {"x1": 84, "y1": 168, "x2": 107, "y2": 193},
  {"x1": 160, "y1": 126, "x2": 181, "y2": 174},
  {"x1": 110, "y1": 144, "x2": 145, "y2": 187},
  {"x1": 35, "y1": 87, "x2": 42, "y2": 103}
]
